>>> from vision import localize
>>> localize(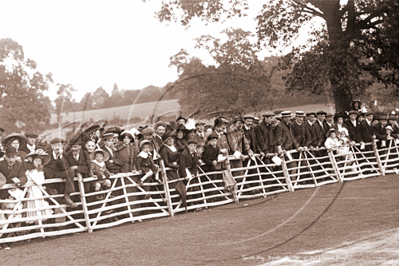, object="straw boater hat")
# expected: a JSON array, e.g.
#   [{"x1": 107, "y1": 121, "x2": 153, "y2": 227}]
[
  {"x1": 2, "y1": 133, "x2": 28, "y2": 147},
  {"x1": 25, "y1": 150, "x2": 51, "y2": 165},
  {"x1": 295, "y1": 111, "x2": 305, "y2": 117},
  {"x1": 90, "y1": 148, "x2": 110, "y2": 161},
  {"x1": 281, "y1": 111, "x2": 291, "y2": 118},
  {"x1": 253, "y1": 117, "x2": 260, "y2": 123}
]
